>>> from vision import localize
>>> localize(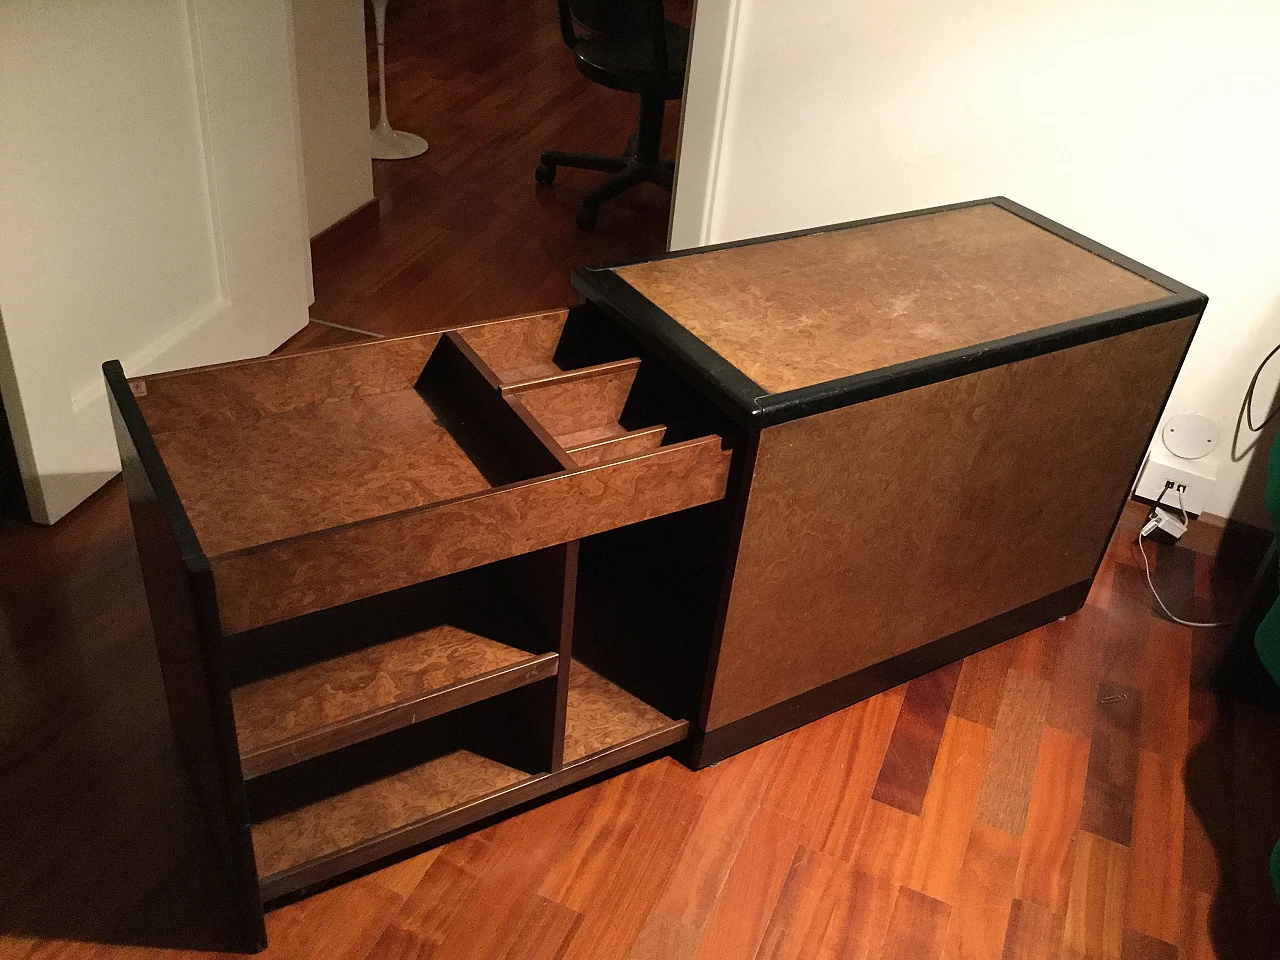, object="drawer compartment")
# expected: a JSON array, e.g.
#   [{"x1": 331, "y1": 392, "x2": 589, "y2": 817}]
[
  {"x1": 115, "y1": 323, "x2": 732, "y2": 634},
  {"x1": 465, "y1": 305, "x2": 728, "y2": 471},
  {"x1": 211, "y1": 432, "x2": 730, "y2": 632},
  {"x1": 456, "y1": 308, "x2": 636, "y2": 387}
]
